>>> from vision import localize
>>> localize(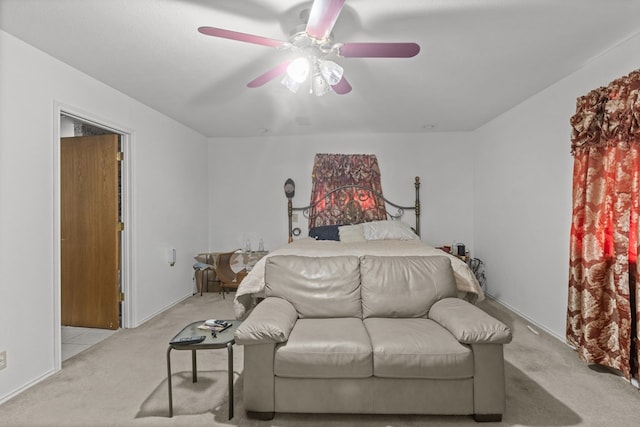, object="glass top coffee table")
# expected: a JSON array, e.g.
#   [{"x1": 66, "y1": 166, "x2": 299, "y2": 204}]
[{"x1": 166, "y1": 319, "x2": 241, "y2": 419}]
